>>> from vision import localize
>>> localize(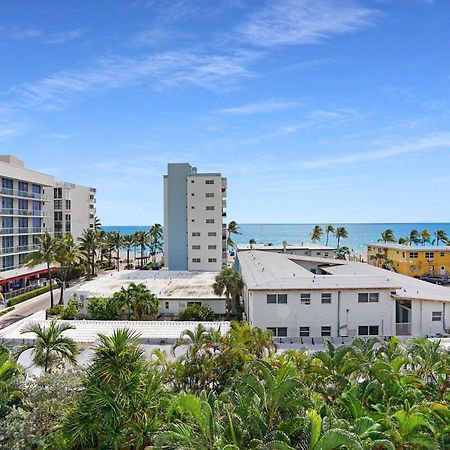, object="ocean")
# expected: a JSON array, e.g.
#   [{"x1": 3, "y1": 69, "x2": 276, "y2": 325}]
[{"x1": 102, "y1": 223, "x2": 450, "y2": 252}]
